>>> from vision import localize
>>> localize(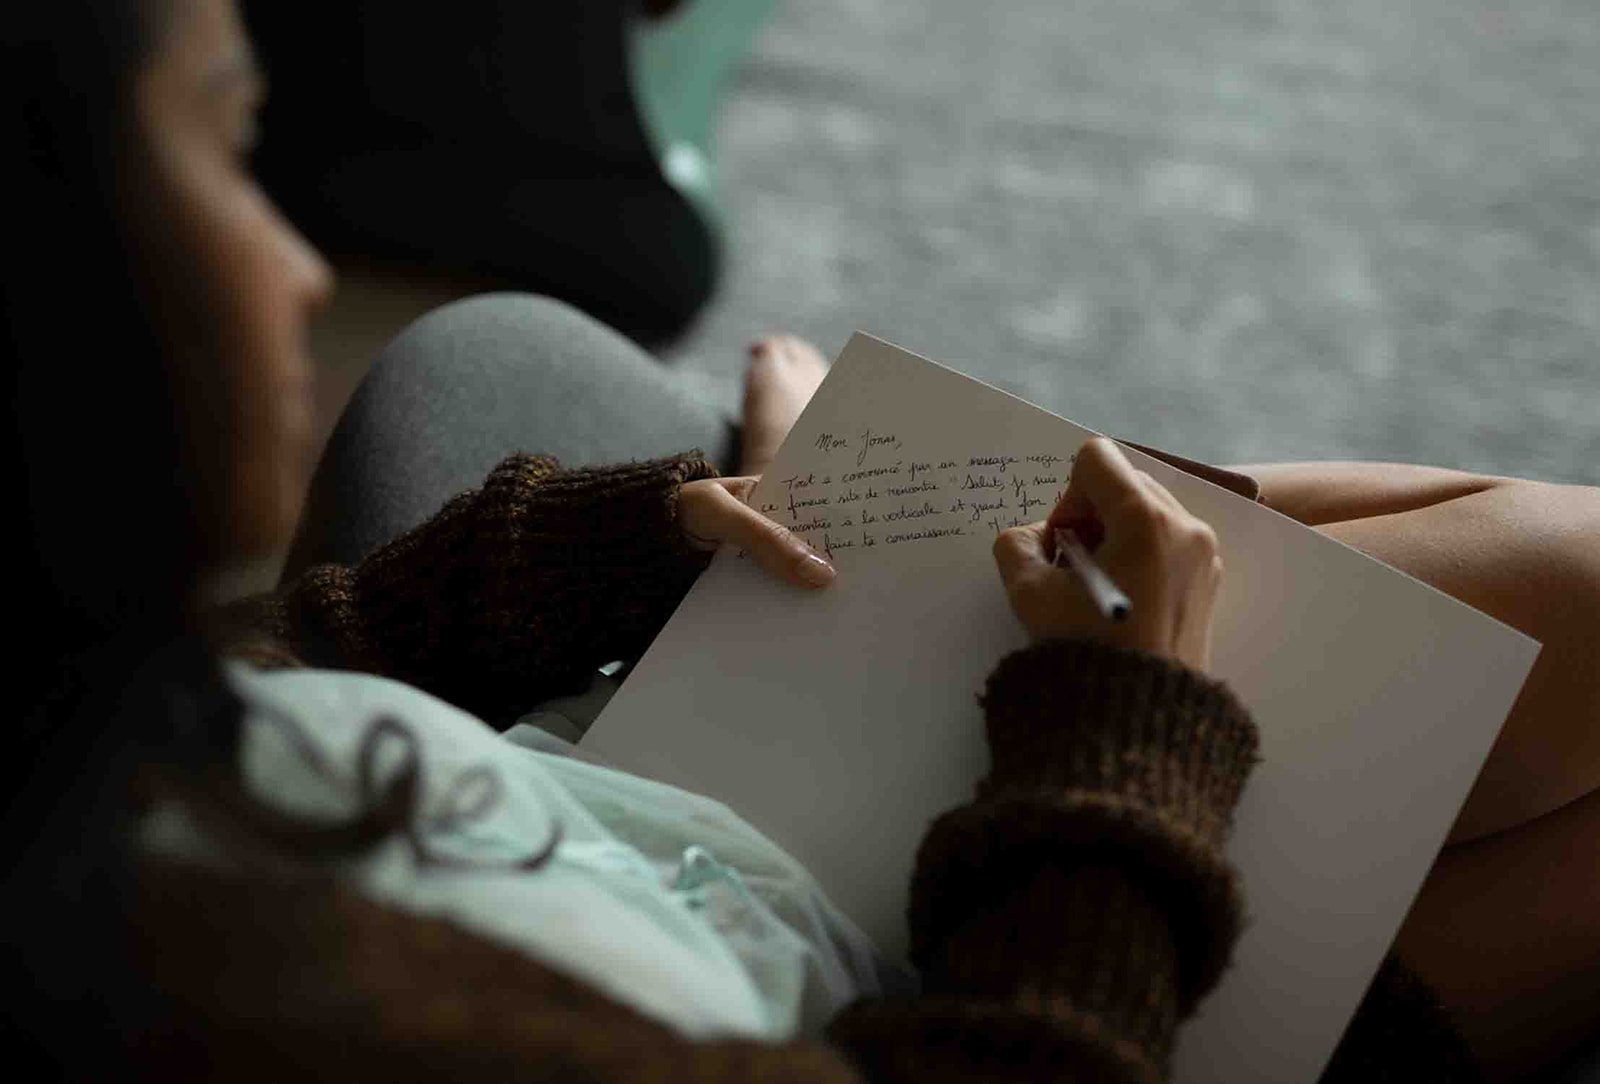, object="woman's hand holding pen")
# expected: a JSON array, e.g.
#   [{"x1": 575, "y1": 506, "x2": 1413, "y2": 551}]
[
  {"x1": 679, "y1": 477, "x2": 837, "y2": 590},
  {"x1": 992, "y1": 437, "x2": 1224, "y2": 673}
]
